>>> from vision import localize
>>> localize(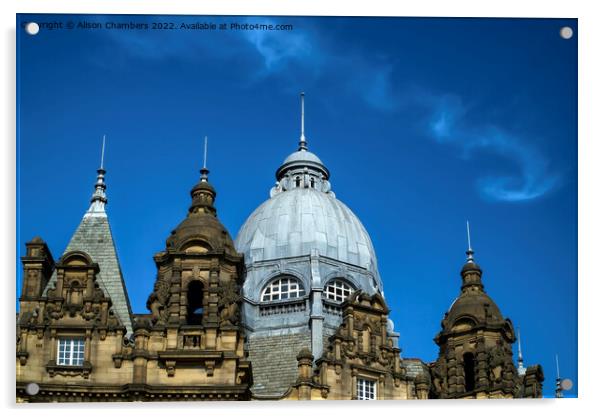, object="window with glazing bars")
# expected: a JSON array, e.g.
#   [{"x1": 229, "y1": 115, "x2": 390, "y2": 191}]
[
  {"x1": 57, "y1": 338, "x2": 85, "y2": 366},
  {"x1": 357, "y1": 378, "x2": 376, "y2": 400},
  {"x1": 324, "y1": 279, "x2": 354, "y2": 303},
  {"x1": 261, "y1": 277, "x2": 306, "y2": 302}
]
